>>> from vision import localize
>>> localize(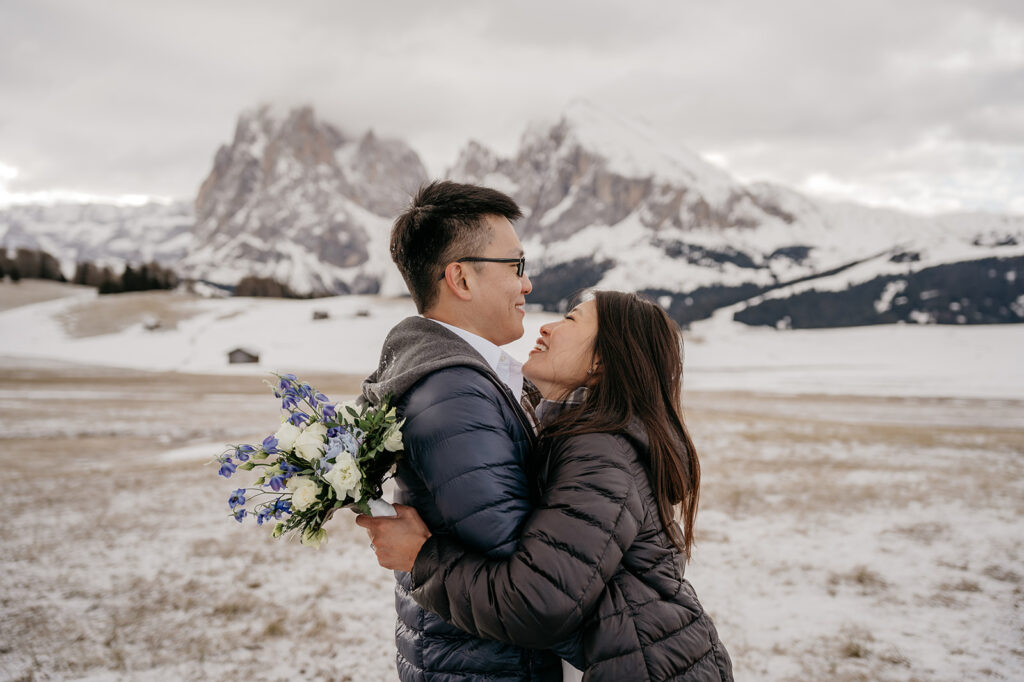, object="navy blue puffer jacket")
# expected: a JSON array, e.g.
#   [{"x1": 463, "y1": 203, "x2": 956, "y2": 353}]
[{"x1": 362, "y1": 317, "x2": 560, "y2": 682}]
